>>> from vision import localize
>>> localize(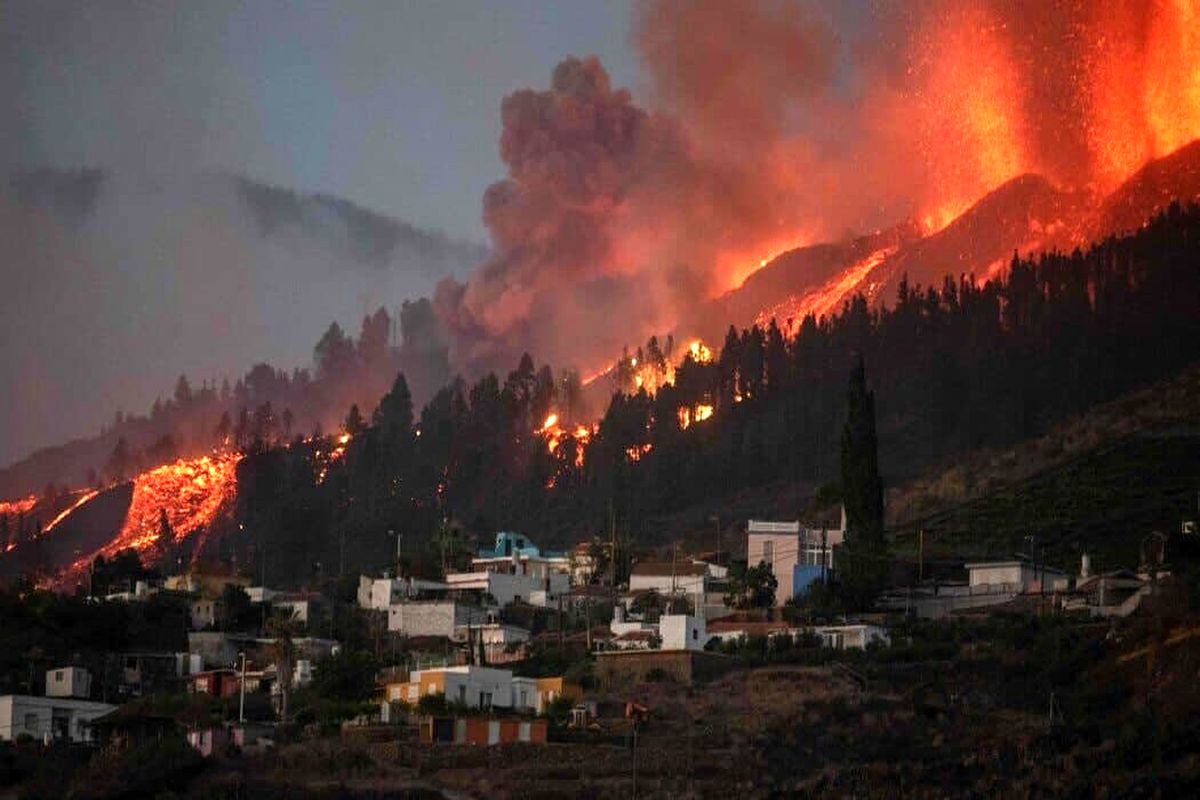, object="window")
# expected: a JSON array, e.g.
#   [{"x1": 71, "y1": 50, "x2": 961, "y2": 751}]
[
  {"x1": 763, "y1": 540, "x2": 774, "y2": 568},
  {"x1": 23, "y1": 713, "x2": 38, "y2": 734},
  {"x1": 457, "y1": 685, "x2": 466, "y2": 704},
  {"x1": 55, "y1": 670, "x2": 64, "y2": 683},
  {"x1": 519, "y1": 689, "x2": 528, "y2": 707},
  {"x1": 692, "y1": 629, "x2": 698, "y2": 640},
  {"x1": 480, "y1": 691, "x2": 493, "y2": 708}
]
